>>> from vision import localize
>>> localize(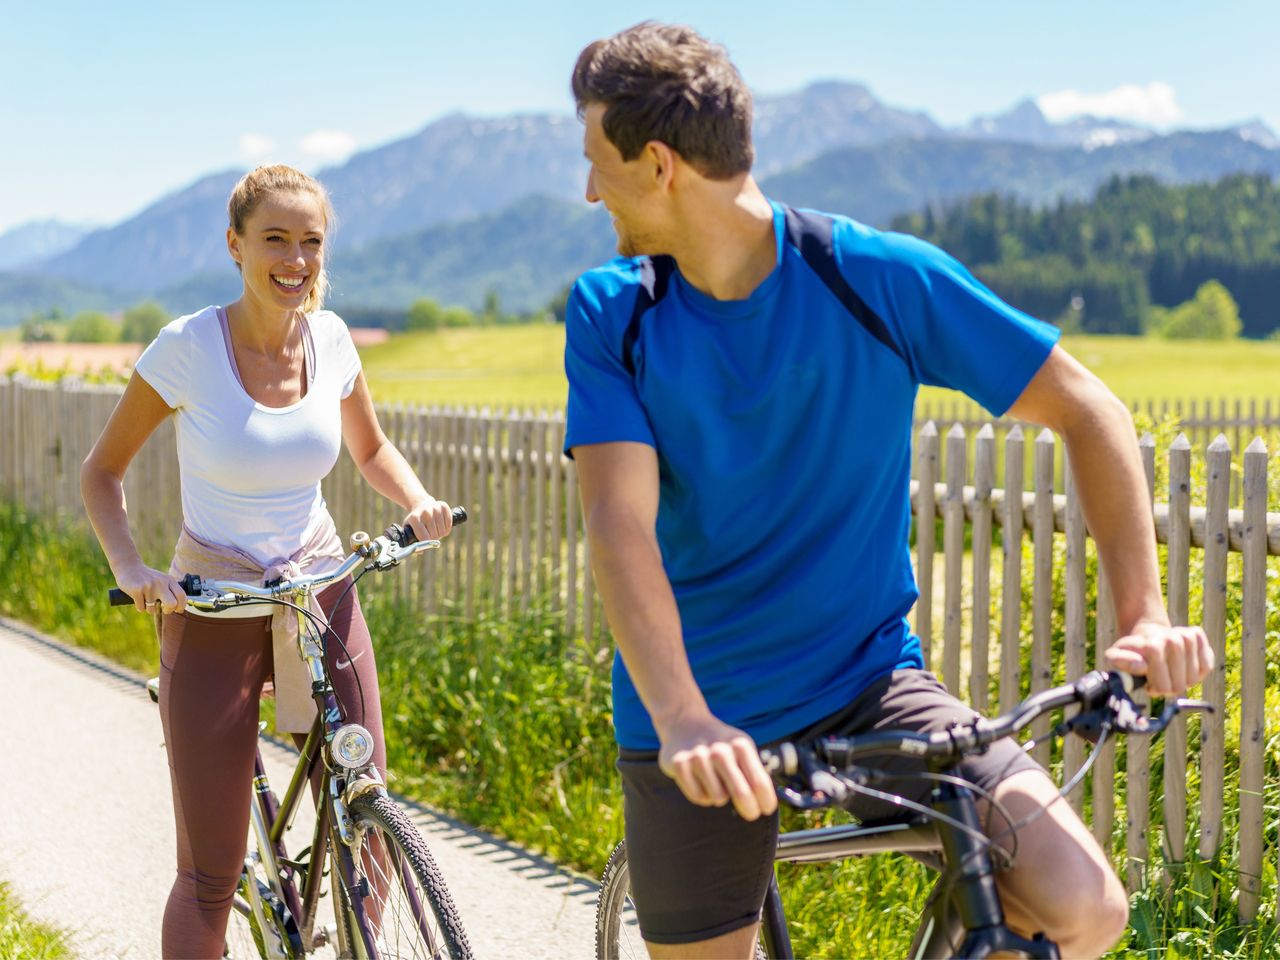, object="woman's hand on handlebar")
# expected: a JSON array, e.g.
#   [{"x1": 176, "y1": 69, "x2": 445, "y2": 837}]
[
  {"x1": 404, "y1": 498, "x2": 454, "y2": 543},
  {"x1": 114, "y1": 562, "x2": 187, "y2": 615}
]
